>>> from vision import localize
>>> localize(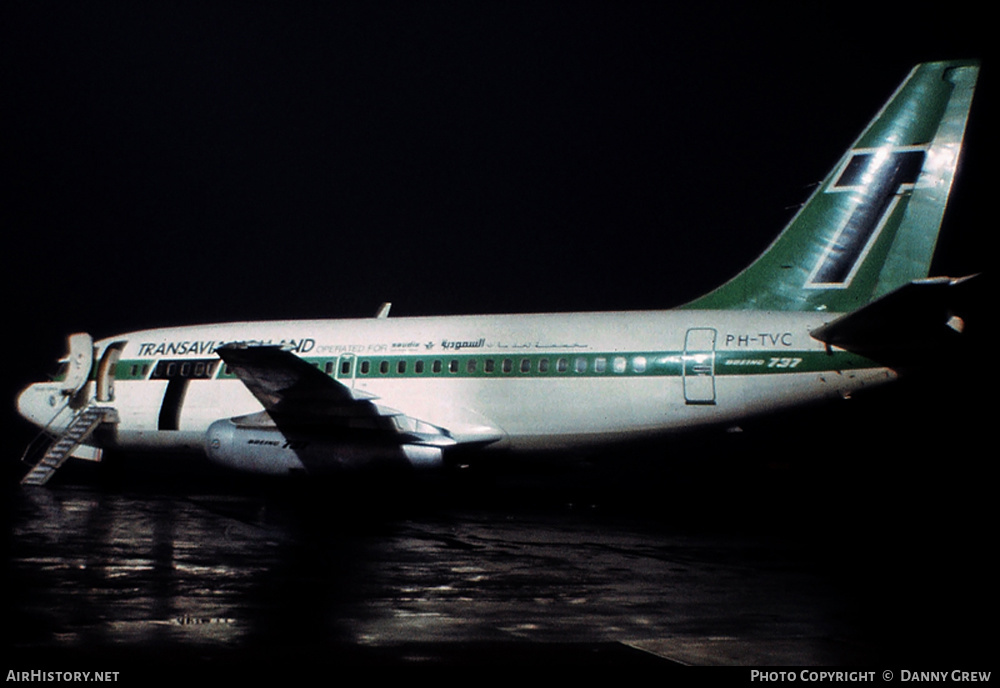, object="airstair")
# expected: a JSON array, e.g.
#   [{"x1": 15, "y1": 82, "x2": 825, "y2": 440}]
[{"x1": 20, "y1": 404, "x2": 115, "y2": 486}]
